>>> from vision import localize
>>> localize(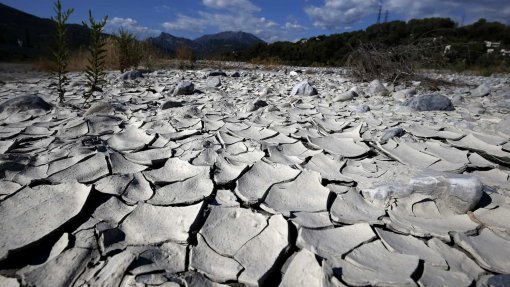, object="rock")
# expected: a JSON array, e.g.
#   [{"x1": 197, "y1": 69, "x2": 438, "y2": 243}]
[
  {"x1": 332, "y1": 90, "x2": 356, "y2": 102},
  {"x1": 0, "y1": 182, "x2": 90, "y2": 260},
  {"x1": 230, "y1": 71, "x2": 241, "y2": 77},
  {"x1": 206, "y1": 76, "x2": 221, "y2": 87},
  {"x1": 471, "y1": 83, "x2": 490, "y2": 97},
  {"x1": 392, "y1": 88, "x2": 416, "y2": 102},
  {"x1": 120, "y1": 202, "x2": 203, "y2": 245},
  {"x1": 209, "y1": 71, "x2": 227, "y2": 77},
  {"x1": 380, "y1": 127, "x2": 405, "y2": 143},
  {"x1": 121, "y1": 70, "x2": 143, "y2": 80},
  {"x1": 173, "y1": 81, "x2": 194, "y2": 95},
  {"x1": 0, "y1": 95, "x2": 52, "y2": 116},
  {"x1": 368, "y1": 79, "x2": 389, "y2": 96},
  {"x1": 451, "y1": 94, "x2": 465, "y2": 105},
  {"x1": 402, "y1": 94, "x2": 455, "y2": 111},
  {"x1": 453, "y1": 228, "x2": 510, "y2": 273},
  {"x1": 291, "y1": 80, "x2": 318, "y2": 97}
]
